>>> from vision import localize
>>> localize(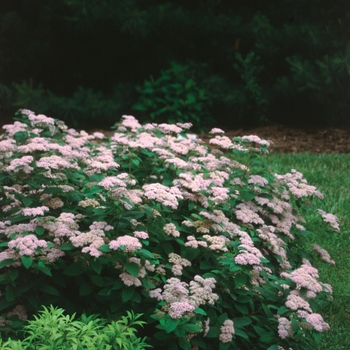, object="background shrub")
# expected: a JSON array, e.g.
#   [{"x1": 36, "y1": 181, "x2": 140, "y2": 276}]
[{"x1": 0, "y1": 1, "x2": 349, "y2": 129}]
